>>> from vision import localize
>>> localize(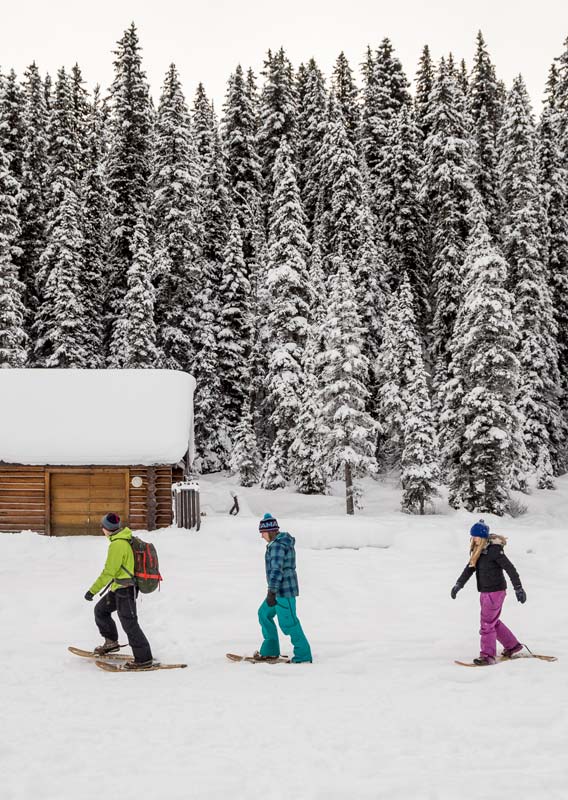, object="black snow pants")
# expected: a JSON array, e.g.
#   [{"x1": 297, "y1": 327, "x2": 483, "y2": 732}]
[{"x1": 94, "y1": 587, "x2": 152, "y2": 663}]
